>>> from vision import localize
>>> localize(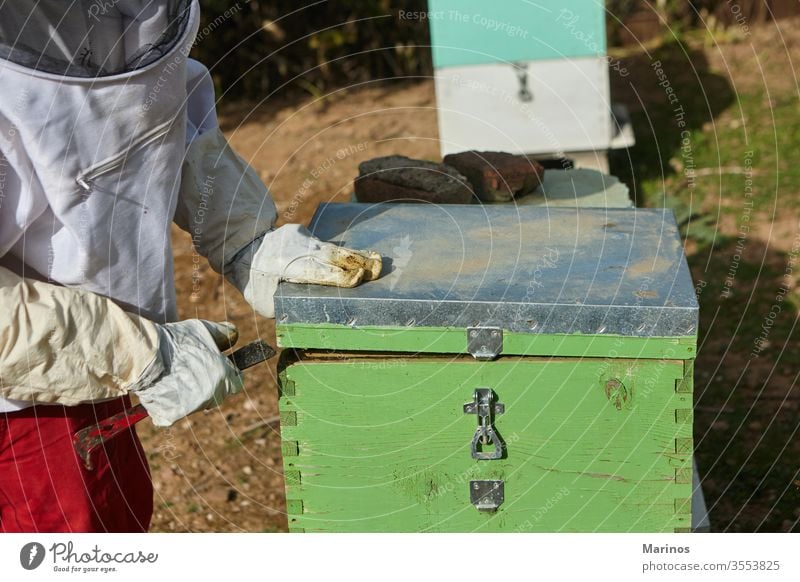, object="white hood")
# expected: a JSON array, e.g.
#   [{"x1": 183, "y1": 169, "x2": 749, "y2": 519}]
[{"x1": 0, "y1": 0, "x2": 199, "y2": 322}]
